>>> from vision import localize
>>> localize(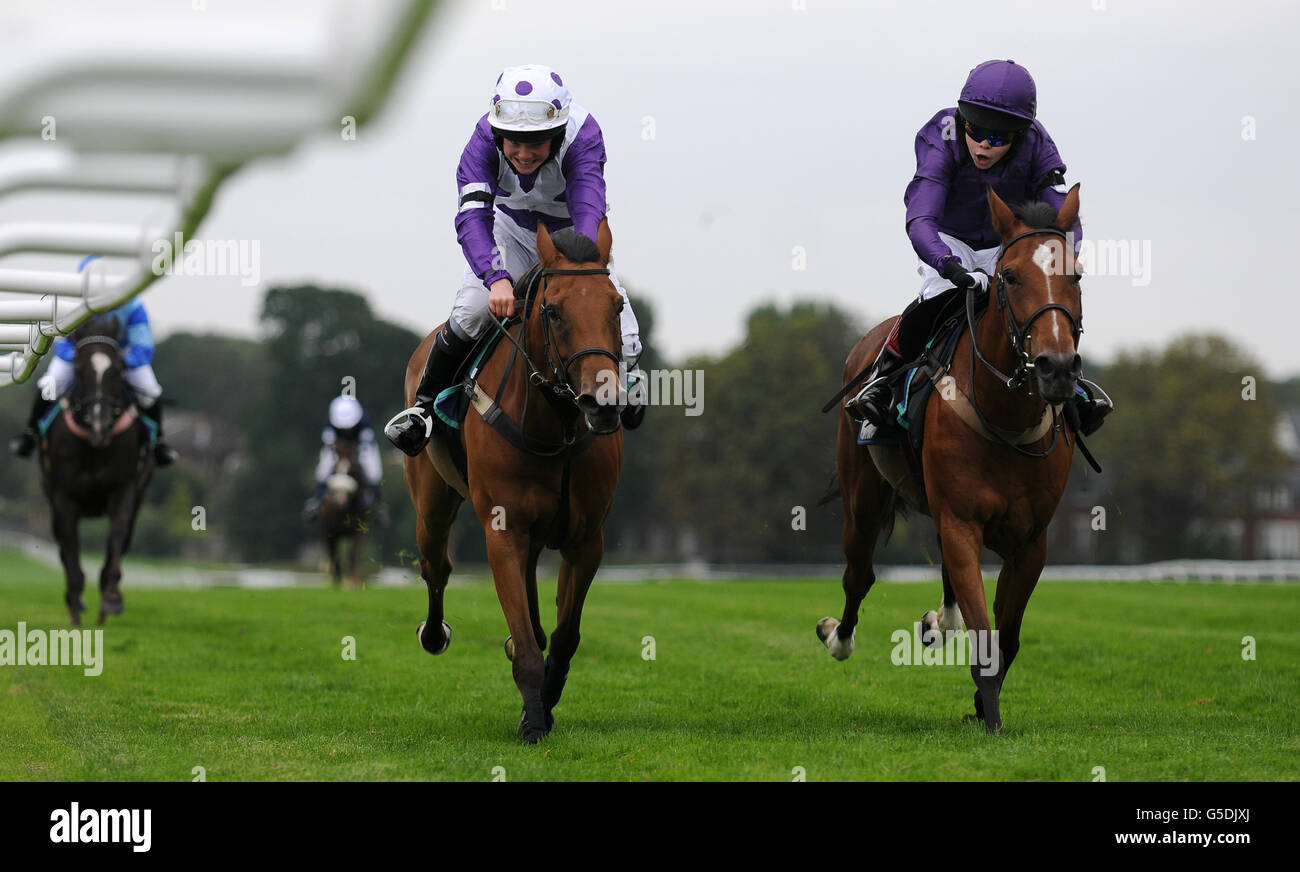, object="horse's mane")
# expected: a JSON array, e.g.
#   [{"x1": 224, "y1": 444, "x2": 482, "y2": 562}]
[
  {"x1": 549, "y1": 227, "x2": 601, "y2": 264},
  {"x1": 1009, "y1": 200, "x2": 1061, "y2": 231},
  {"x1": 74, "y1": 313, "x2": 122, "y2": 342}
]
